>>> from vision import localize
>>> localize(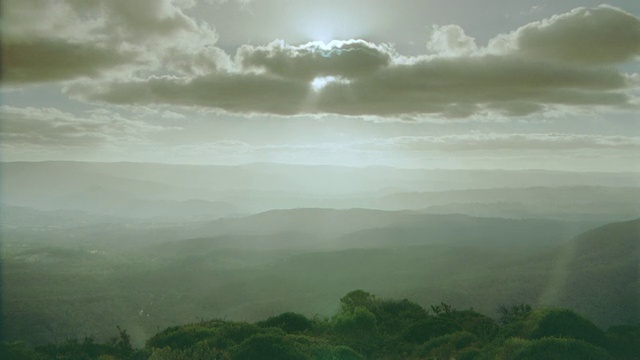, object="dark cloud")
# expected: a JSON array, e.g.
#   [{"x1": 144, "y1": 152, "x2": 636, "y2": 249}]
[
  {"x1": 4, "y1": 1, "x2": 640, "y2": 118},
  {"x1": 72, "y1": 53, "x2": 634, "y2": 117},
  {"x1": 493, "y1": 5, "x2": 640, "y2": 65},
  {"x1": 1, "y1": 0, "x2": 224, "y2": 83},
  {"x1": 70, "y1": 73, "x2": 312, "y2": 115},
  {"x1": 2, "y1": 39, "x2": 139, "y2": 84},
  {"x1": 238, "y1": 40, "x2": 394, "y2": 80}
]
